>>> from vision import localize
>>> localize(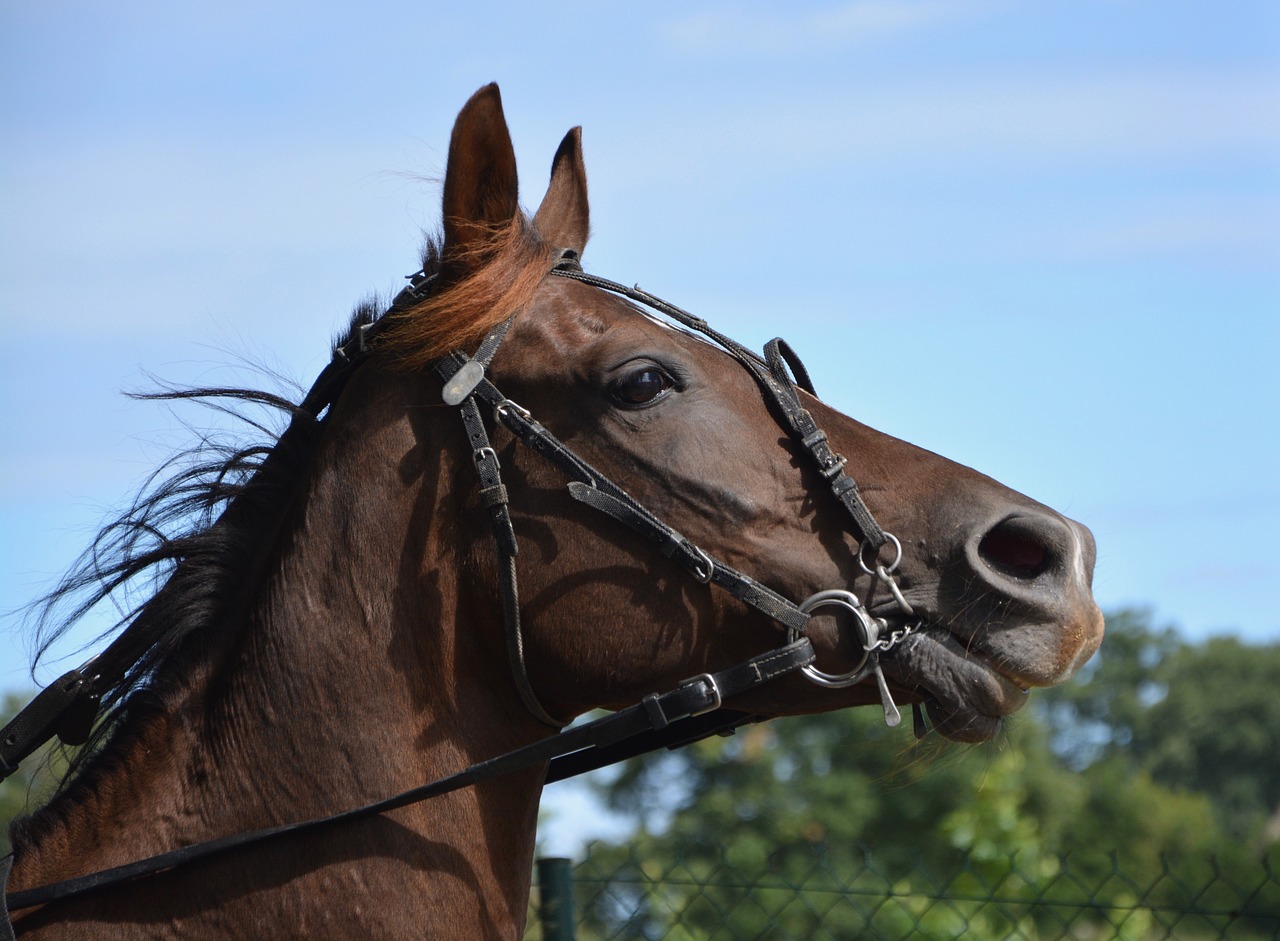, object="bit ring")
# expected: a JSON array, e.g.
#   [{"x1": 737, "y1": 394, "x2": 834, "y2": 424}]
[{"x1": 789, "y1": 590, "x2": 881, "y2": 689}]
